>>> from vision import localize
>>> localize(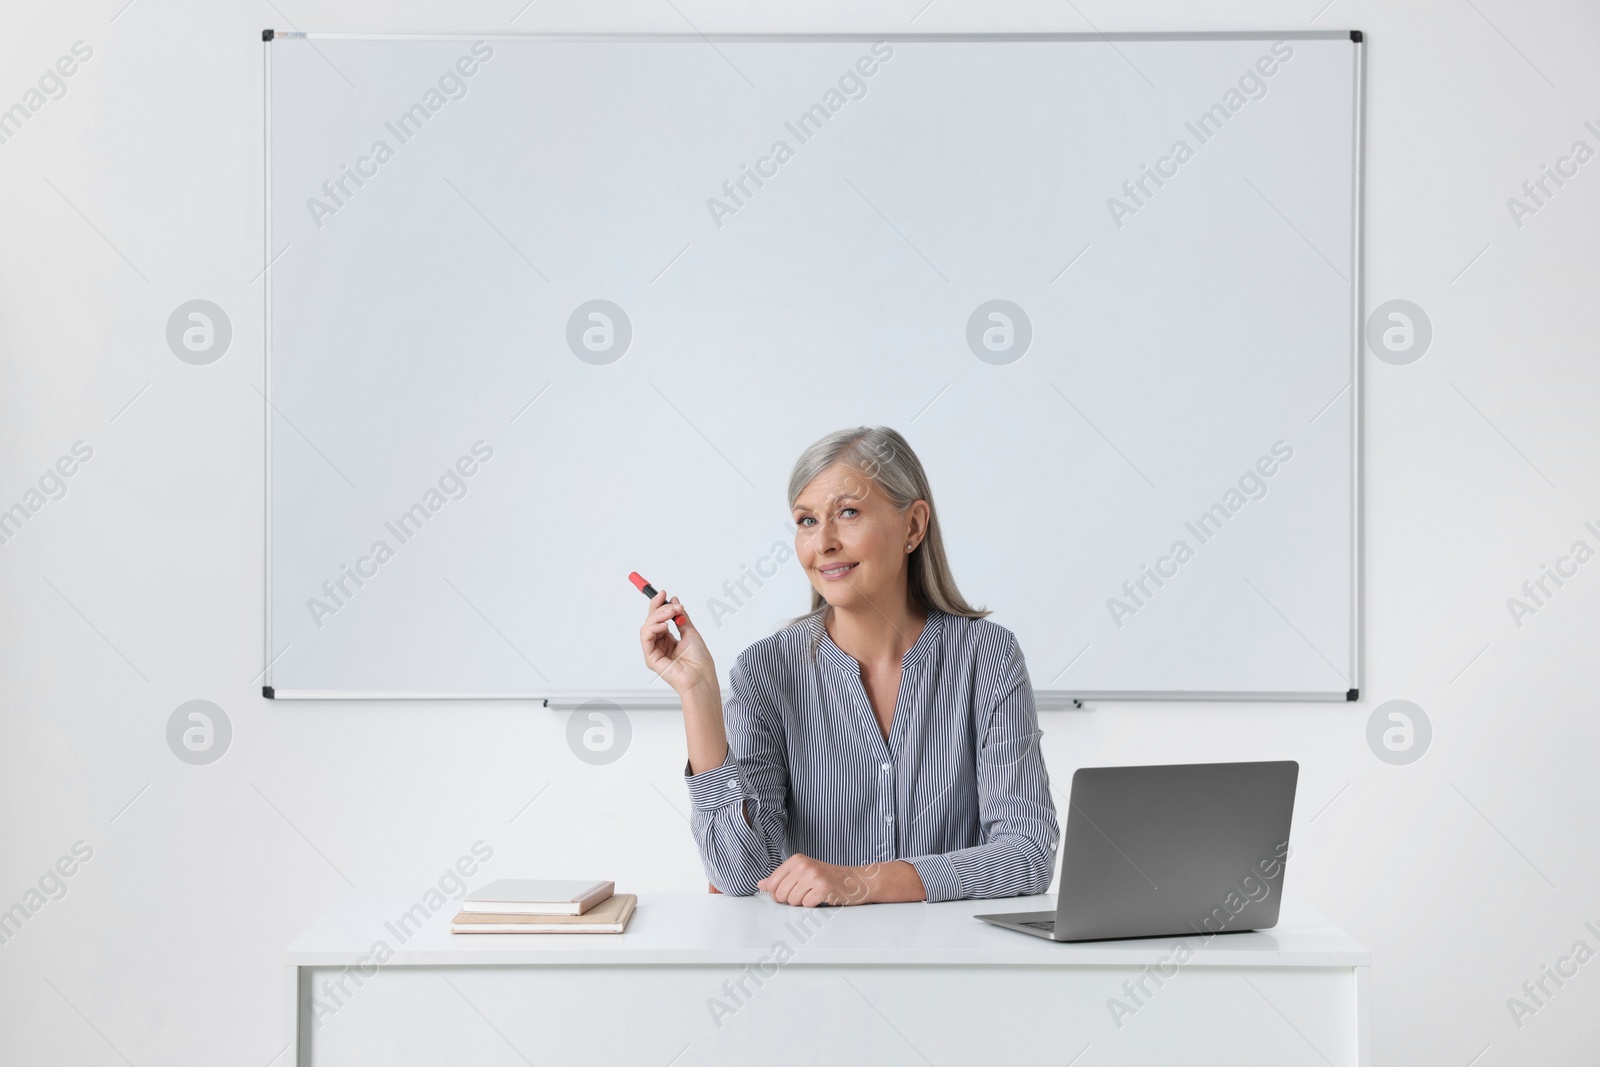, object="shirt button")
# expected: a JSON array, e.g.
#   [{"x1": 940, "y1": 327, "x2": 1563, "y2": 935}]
[
  {"x1": 880, "y1": 763, "x2": 890, "y2": 772},
  {"x1": 884, "y1": 813, "x2": 894, "y2": 823},
  {"x1": 727, "y1": 780, "x2": 740, "y2": 792}
]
